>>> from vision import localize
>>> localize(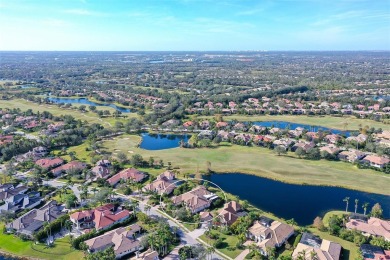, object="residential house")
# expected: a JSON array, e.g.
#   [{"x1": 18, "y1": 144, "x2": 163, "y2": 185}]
[
  {"x1": 346, "y1": 134, "x2": 368, "y2": 144},
  {"x1": 137, "y1": 250, "x2": 159, "y2": 260},
  {"x1": 273, "y1": 138, "x2": 295, "y2": 149},
  {"x1": 35, "y1": 157, "x2": 64, "y2": 170},
  {"x1": 199, "y1": 211, "x2": 213, "y2": 224},
  {"x1": 171, "y1": 186, "x2": 218, "y2": 214},
  {"x1": 217, "y1": 130, "x2": 234, "y2": 141},
  {"x1": 215, "y1": 122, "x2": 229, "y2": 129},
  {"x1": 0, "y1": 190, "x2": 41, "y2": 213},
  {"x1": 218, "y1": 201, "x2": 246, "y2": 226},
  {"x1": 324, "y1": 134, "x2": 340, "y2": 144},
  {"x1": 51, "y1": 161, "x2": 87, "y2": 177},
  {"x1": 360, "y1": 244, "x2": 390, "y2": 260},
  {"x1": 85, "y1": 224, "x2": 142, "y2": 259},
  {"x1": 376, "y1": 131, "x2": 390, "y2": 140},
  {"x1": 346, "y1": 217, "x2": 390, "y2": 241},
  {"x1": 0, "y1": 184, "x2": 28, "y2": 202},
  {"x1": 143, "y1": 171, "x2": 176, "y2": 195},
  {"x1": 291, "y1": 141, "x2": 315, "y2": 152},
  {"x1": 247, "y1": 218, "x2": 294, "y2": 255},
  {"x1": 198, "y1": 130, "x2": 215, "y2": 140},
  {"x1": 292, "y1": 232, "x2": 341, "y2": 260},
  {"x1": 8, "y1": 200, "x2": 64, "y2": 238},
  {"x1": 320, "y1": 145, "x2": 341, "y2": 155},
  {"x1": 91, "y1": 160, "x2": 112, "y2": 180},
  {"x1": 107, "y1": 168, "x2": 146, "y2": 186},
  {"x1": 338, "y1": 150, "x2": 366, "y2": 163},
  {"x1": 70, "y1": 204, "x2": 131, "y2": 232},
  {"x1": 161, "y1": 119, "x2": 180, "y2": 128},
  {"x1": 234, "y1": 133, "x2": 252, "y2": 145},
  {"x1": 249, "y1": 125, "x2": 266, "y2": 133},
  {"x1": 361, "y1": 155, "x2": 390, "y2": 169}
]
